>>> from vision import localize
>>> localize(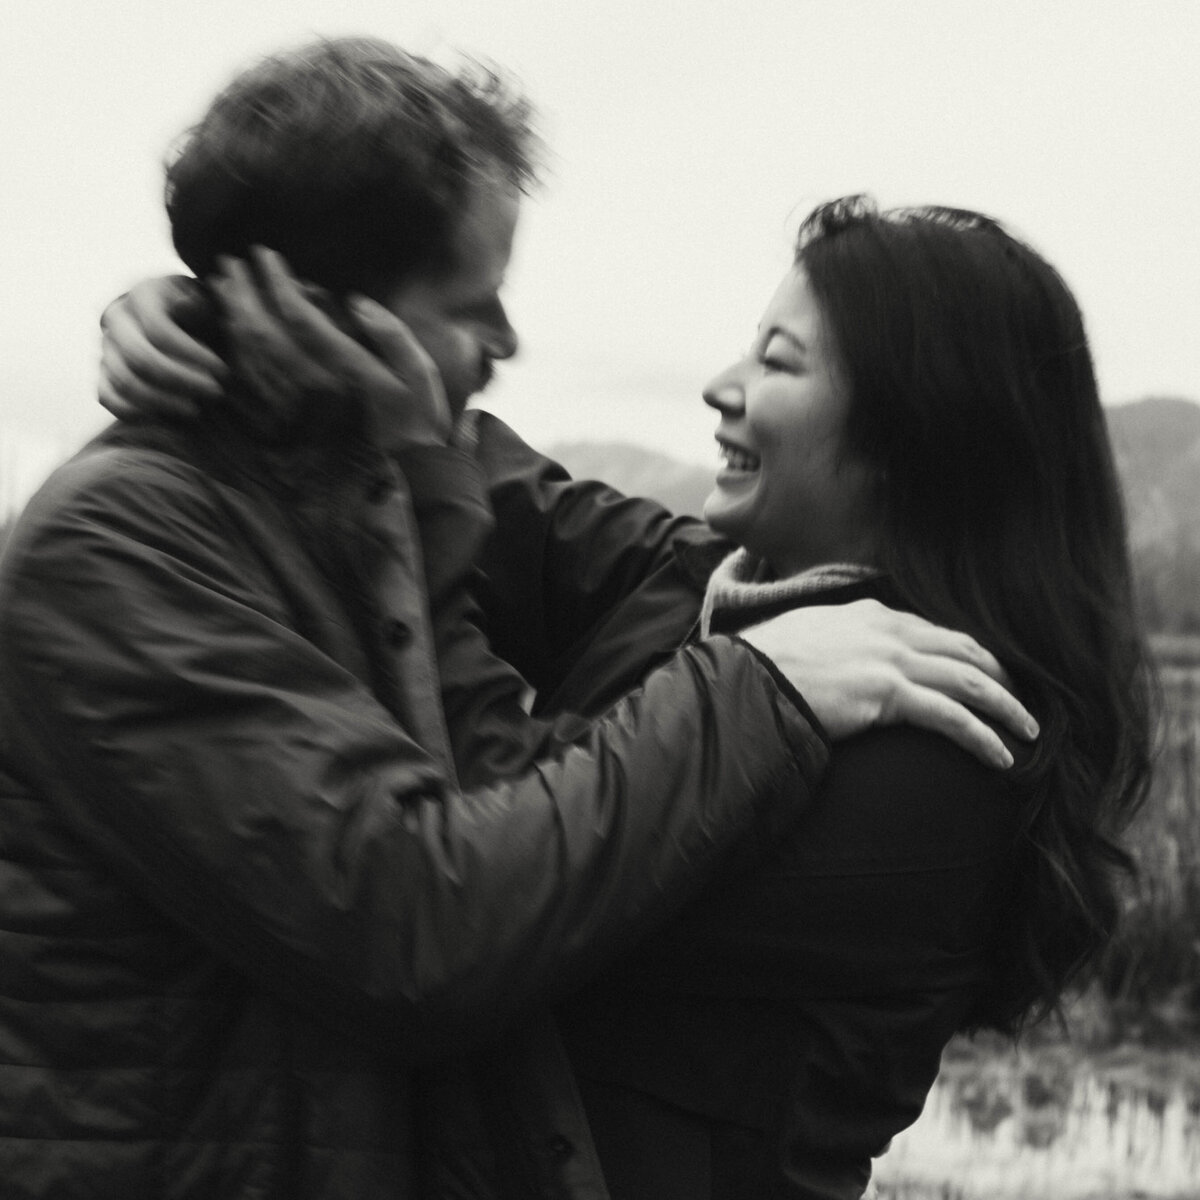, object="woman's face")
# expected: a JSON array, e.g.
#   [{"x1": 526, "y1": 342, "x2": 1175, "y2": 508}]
[{"x1": 702, "y1": 266, "x2": 879, "y2": 576}]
